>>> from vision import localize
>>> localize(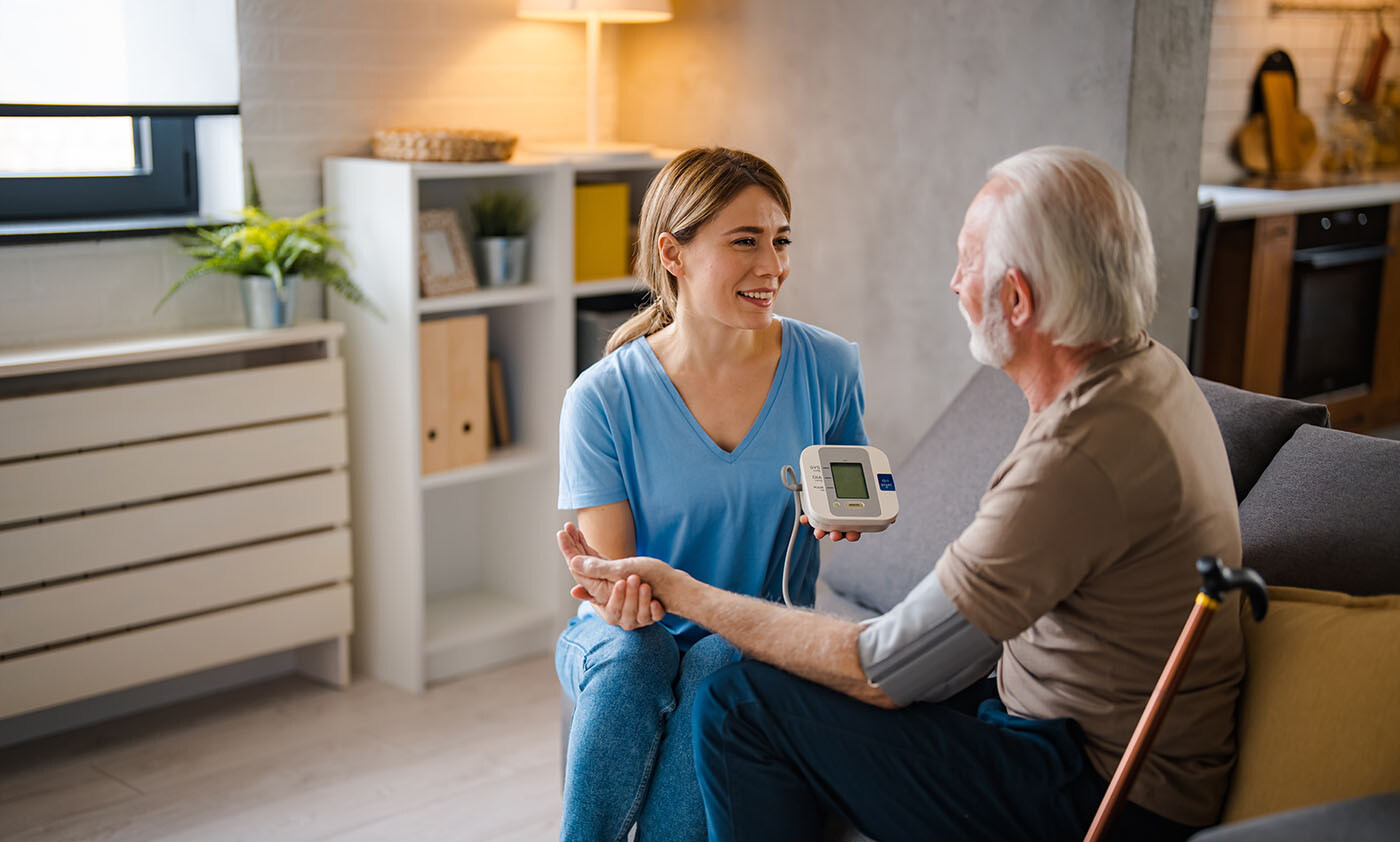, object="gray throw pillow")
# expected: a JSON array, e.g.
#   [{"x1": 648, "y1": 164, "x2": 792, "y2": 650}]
[
  {"x1": 820, "y1": 367, "x2": 1027, "y2": 615},
  {"x1": 1239, "y1": 424, "x2": 1400, "y2": 596},
  {"x1": 1194, "y1": 378, "x2": 1330, "y2": 503}
]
